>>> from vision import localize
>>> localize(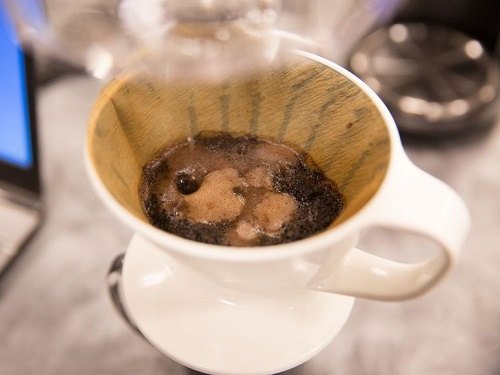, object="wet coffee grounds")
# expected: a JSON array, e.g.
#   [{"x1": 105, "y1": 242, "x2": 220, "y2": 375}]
[{"x1": 140, "y1": 132, "x2": 344, "y2": 246}]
